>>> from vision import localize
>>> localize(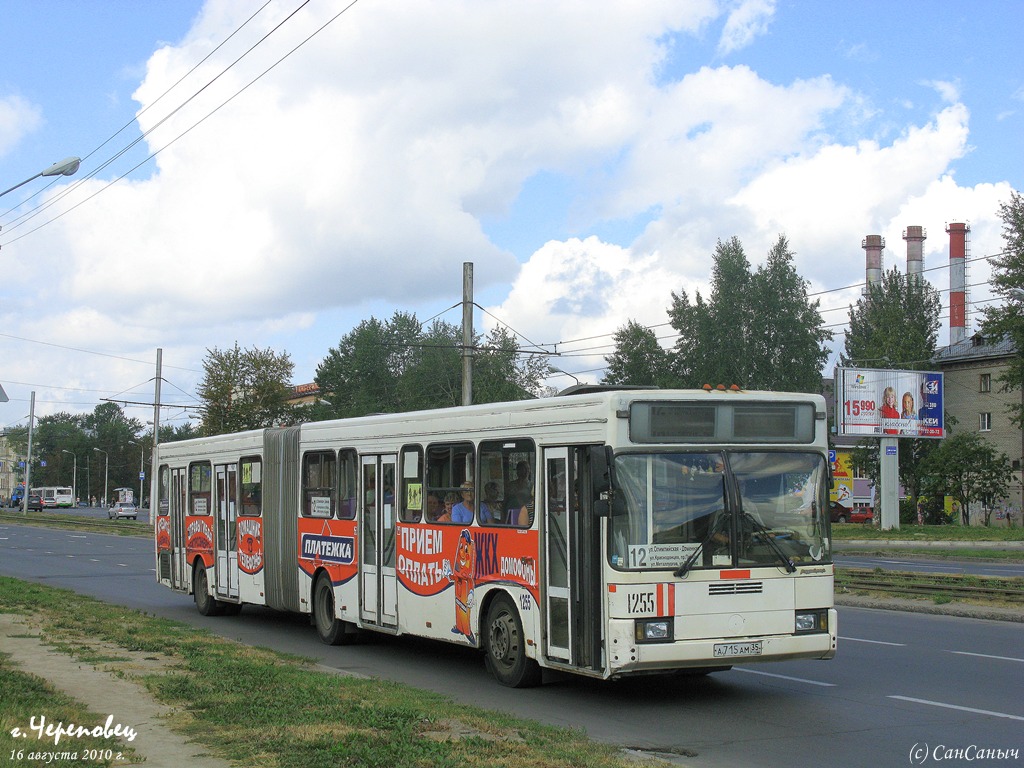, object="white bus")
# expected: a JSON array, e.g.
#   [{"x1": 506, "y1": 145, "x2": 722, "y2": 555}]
[
  {"x1": 31, "y1": 486, "x2": 74, "y2": 508},
  {"x1": 154, "y1": 387, "x2": 837, "y2": 686}
]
